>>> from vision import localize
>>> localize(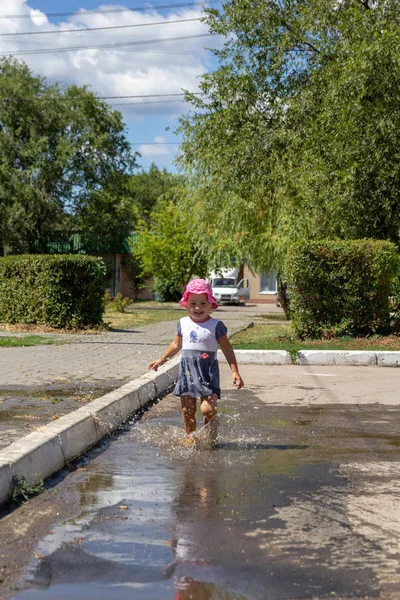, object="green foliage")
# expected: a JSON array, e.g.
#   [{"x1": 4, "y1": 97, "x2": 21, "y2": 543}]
[
  {"x1": 0, "y1": 335, "x2": 57, "y2": 347},
  {"x1": 11, "y1": 475, "x2": 44, "y2": 505},
  {"x1": 105, "y1": 292, "x2": 132, "y2": 313},
  {"x1": 0, "y1": 57, "x2": 136, "y2": 255},
  {"x1": 152, "y1": 278, "x2": 182, "y2": 303},
  {"x1": 282, "y1": 4, "x2": 400, "y2": 245},
  {"x1": 126, "y1": 163, "x2": 182, "y2": 224},
  {"x1": 286, "y1": 239, "x2": 399, "y2": 339},
  {"x1": 120, "y1": 254, "x2": 147, "y2": 299},
  {"x1": 51, "y1": 397, "x2": 64, "y2": 404},
  {"x1": 104, "y1": 292, "x2": 112, "y2": 304},
  {"x1": 0, "y1": 255, "x2": 106, "y2": 328},
  {"x1": 389, "y1": 274, "x2": 400, "y2": 333},
  {"x1": 76, "y1": 172, "x2": 137, "y2": 254},
  {"x1": 133, "y1": 188, "x2": 209, "y2": 301},
  {"x1": 178, "y1": 0, "x2": 400, "y2": 271}
]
